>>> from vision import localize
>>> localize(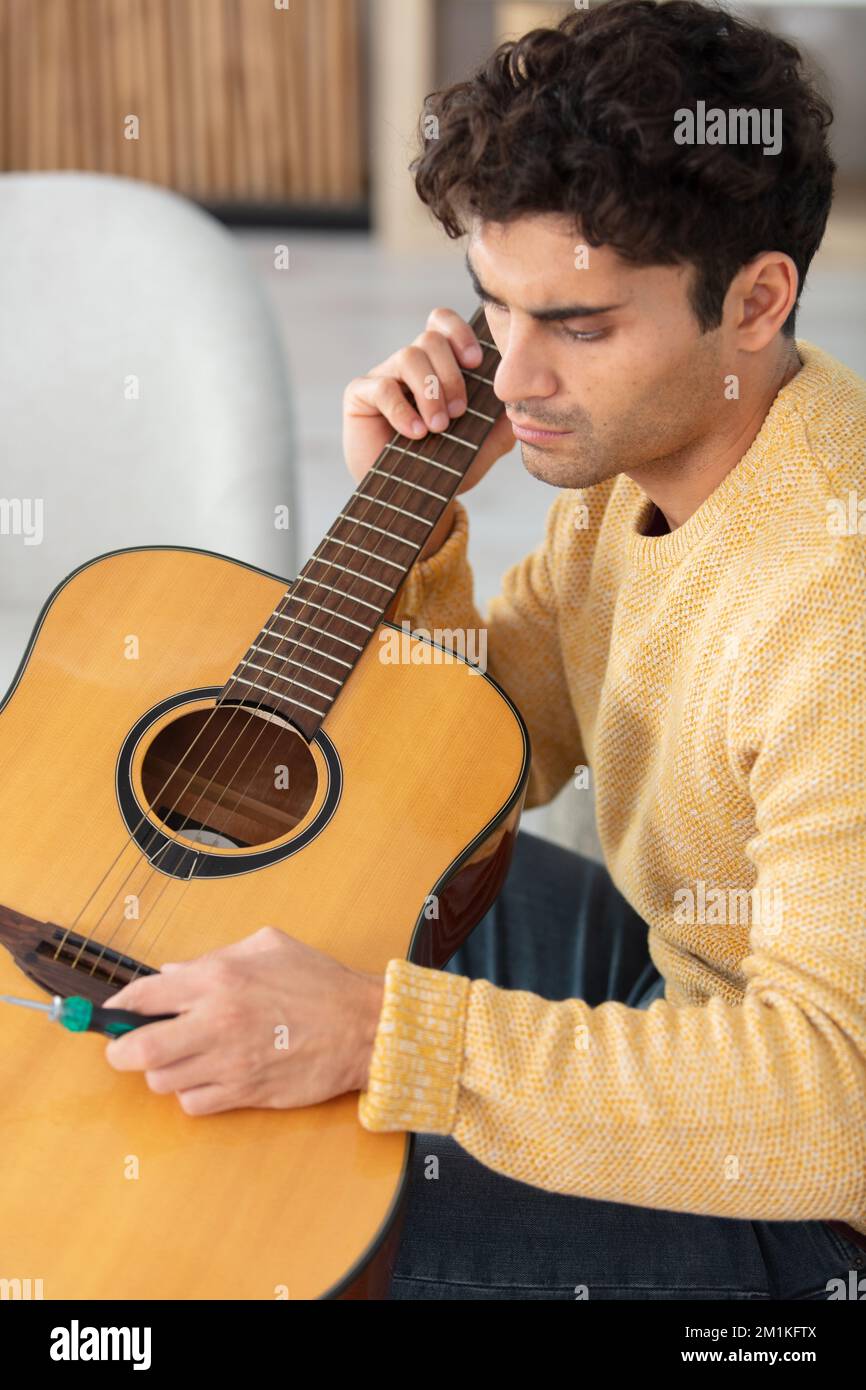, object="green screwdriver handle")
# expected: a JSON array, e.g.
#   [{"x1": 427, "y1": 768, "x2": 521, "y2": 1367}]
[{"x1": 59, "y1": 996, "x2": 177, "y2": 1037}]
